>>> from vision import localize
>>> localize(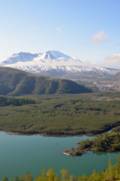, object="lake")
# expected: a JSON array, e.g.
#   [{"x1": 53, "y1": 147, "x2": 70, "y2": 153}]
[{"x1": 0, "y1": 131, "x2": 120, "y2": 178}]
